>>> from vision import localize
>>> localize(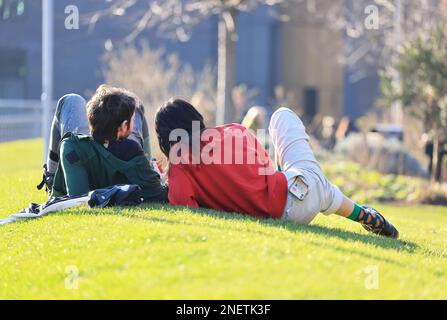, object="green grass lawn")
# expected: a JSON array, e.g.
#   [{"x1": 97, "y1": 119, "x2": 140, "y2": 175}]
[{"x1": 0, "y1": 139, "x2": 446, "y2": 299}]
